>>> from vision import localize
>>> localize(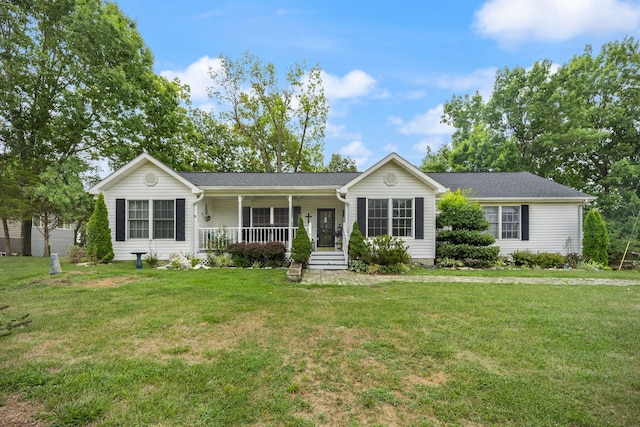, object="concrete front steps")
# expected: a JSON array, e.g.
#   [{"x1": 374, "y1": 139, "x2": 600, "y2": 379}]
[{"x1": 308, "y1": 250, "x2": 348, "y2": 270}]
